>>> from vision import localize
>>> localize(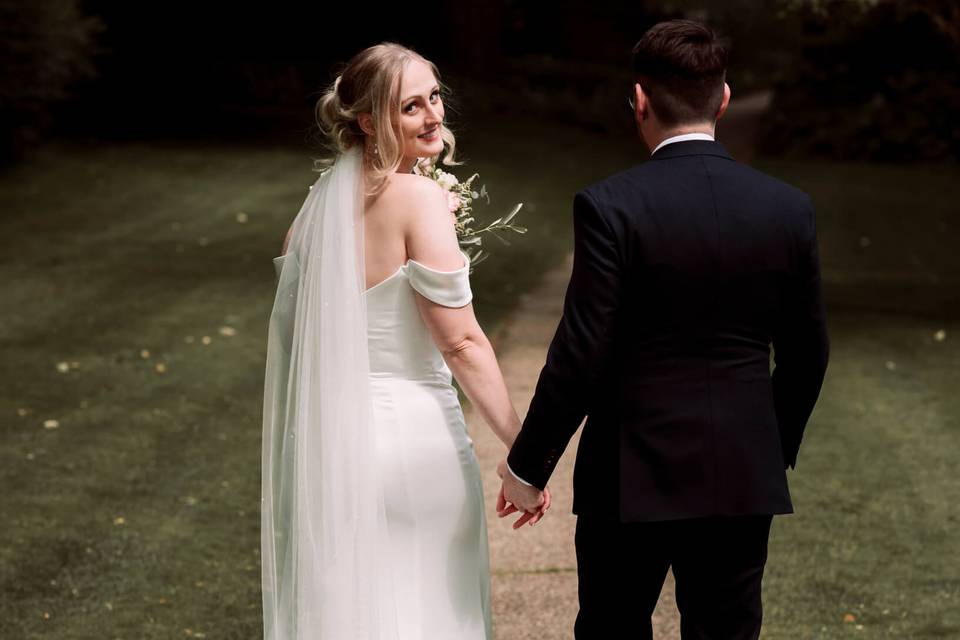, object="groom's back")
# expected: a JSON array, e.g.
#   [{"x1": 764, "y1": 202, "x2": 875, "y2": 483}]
[
  {"x1": 594, "y1": 142, "x2": 809, "y2": 380},
  {"x1": 574, "y1": 140, "x2": 825, "y2": 521}
]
